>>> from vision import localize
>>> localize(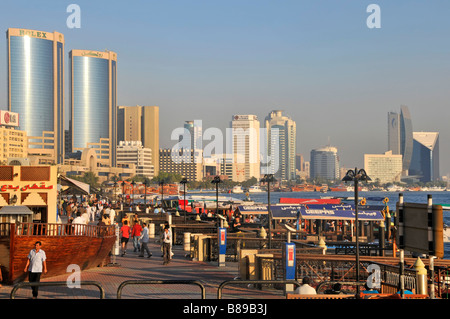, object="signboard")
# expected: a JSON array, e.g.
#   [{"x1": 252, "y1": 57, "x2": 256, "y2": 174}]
[
  {"x1": 397, "y1": 201, "x2": 444, "y2": 258},
  {"x1": 299, "y1": 204, "x2": 385, "y2": 221},
  {"x1": 0, "y1": 111, "x2": 19, "y2": 127},
  {"x1": 236, "y1": 204, "x2": 385, "y2": 221},
  {"x1": 284, "y1": 242, "x2": 296, "y2": 281}
]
